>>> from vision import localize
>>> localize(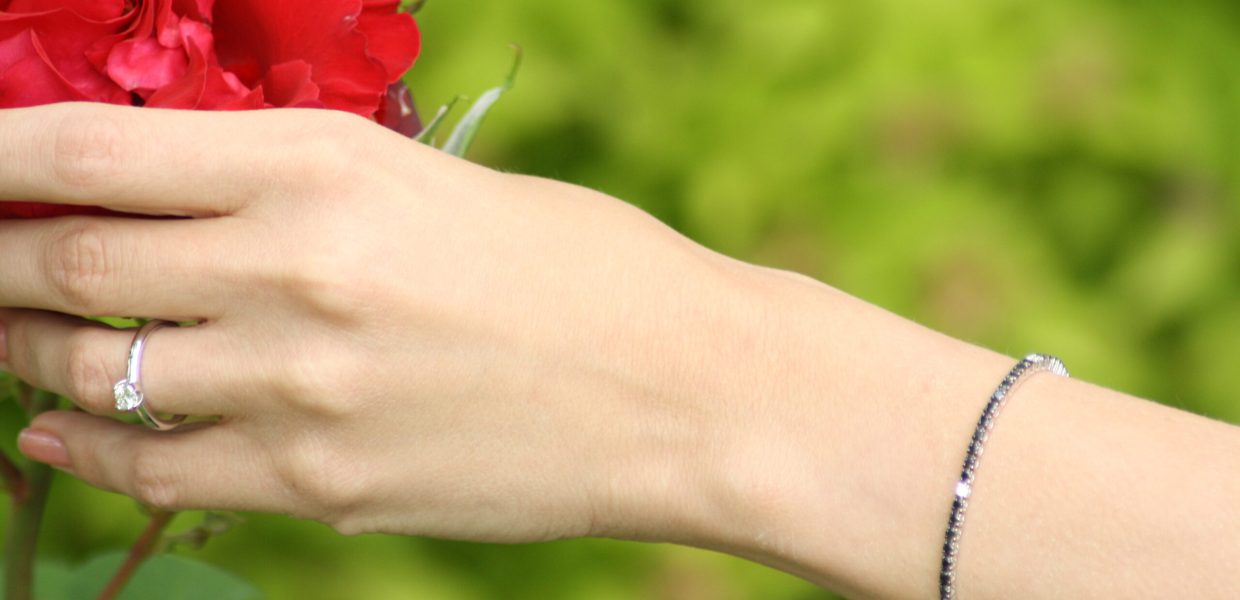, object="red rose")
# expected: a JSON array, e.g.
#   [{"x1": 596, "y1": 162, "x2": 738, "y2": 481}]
[{"x1": 0, "y1": 0, "x2": 421, "y2": 219}]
